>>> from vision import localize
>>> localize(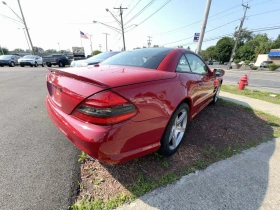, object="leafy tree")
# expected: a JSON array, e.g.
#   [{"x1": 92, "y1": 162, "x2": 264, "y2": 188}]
[
  {"x1": 92, "y1": 50, "x2": 102, "y2": 55},
  {"x1": 177, "y1": 46, "x2": 183, "y2": 48},
  {"x1": 253, "y1": 34, "x2": 272, "y2": 54},
  {"x1": 153, "y1": 45, "x2": 159, "y2": 47},
  {"x1": 234, "y1": 28, "x2": 254, "y2": 44},
  {"x1": 200, "y1": 50, "x2": 207, "y2": 61},
  {"x1": 133, "y1": 47, "x2": 141, "y2": 50},
  {"x1": 215, "y1": 37, "x2": 234, "y2": 63},
  {"x1": 271, "y1": 35, "x2": 280, "y2": 49},
  {"x1": 60, "y1": 49, "x2": 70, "y2": 54},
  {"x1": 187, "y1": 46, "x2": 191, "y2": 50},
  {"x1": 13, "y1": 48, "x2": 25, "y2": 53},
  {"x1": 33, "y1": 46, "x2": 44, "y2": 53},
  {"x1": 205, "y1": 46, "x2": 217, "y2": 61},
  {"x1": 0, "y1": 46, "x2": 9, "y2": 55},
  {"x1": 45, "y1": 49, "x2": 57, "y2": 53}
]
